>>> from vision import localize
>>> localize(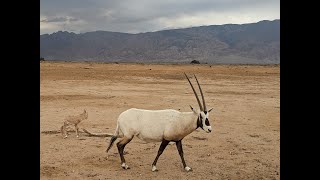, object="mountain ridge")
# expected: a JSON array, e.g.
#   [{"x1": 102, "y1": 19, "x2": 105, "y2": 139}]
[{"x1": 40, "y1": 19, "x2": 280, "y2": 64}]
